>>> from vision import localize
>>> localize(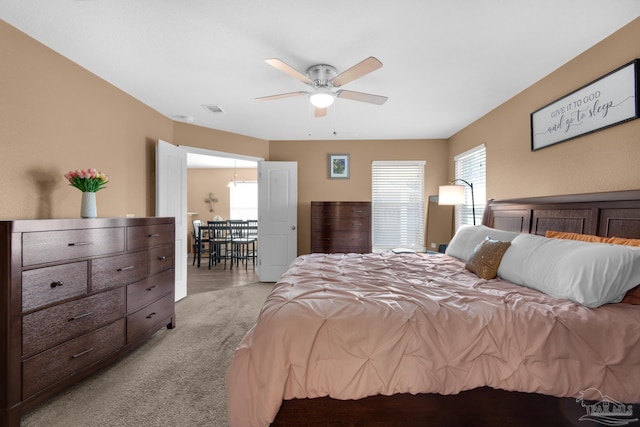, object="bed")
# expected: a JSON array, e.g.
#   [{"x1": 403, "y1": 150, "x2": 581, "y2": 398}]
[{"x1": 226, "y1": 190, "x2": 640, "y2": 427}]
